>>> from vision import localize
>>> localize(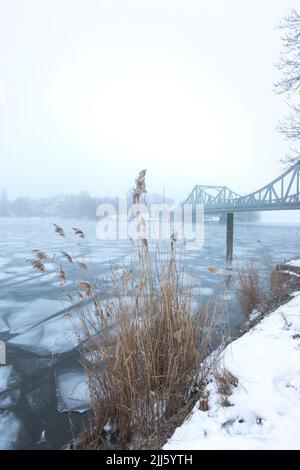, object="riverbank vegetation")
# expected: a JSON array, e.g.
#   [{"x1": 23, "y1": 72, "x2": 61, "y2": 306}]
[
  {"x1": 237, "y1": 259, "x2": 300, "y2": 316},
  {"x1": 75, "y1": 244, "x2": 221, "y2": 449},
  {"x1": 28, "y1": 170, "x2": 300, "y2": 450}
]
